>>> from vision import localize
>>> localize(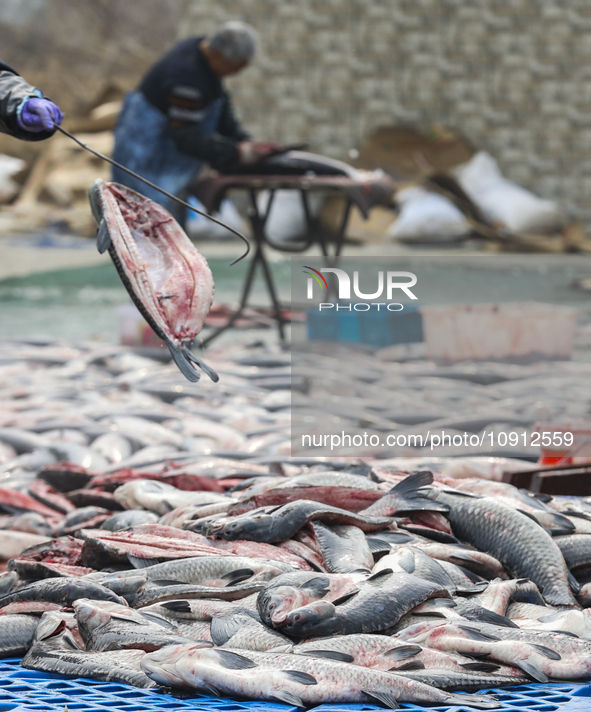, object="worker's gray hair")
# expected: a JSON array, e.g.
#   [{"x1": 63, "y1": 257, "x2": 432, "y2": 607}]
[{"x1": 209, "y1": 22, "x2": 257, "y2": 63}]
